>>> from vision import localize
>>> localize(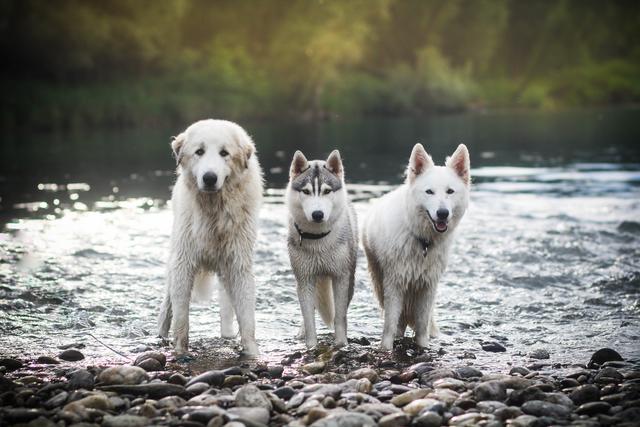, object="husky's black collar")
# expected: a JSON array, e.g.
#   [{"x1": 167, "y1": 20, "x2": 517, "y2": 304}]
[
  {"x1": 414, "y1": 235, "x2": 430, "y2": 257},
  {"x1": 294, "y1": 222, "x2": 331, "y2": 245}
]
